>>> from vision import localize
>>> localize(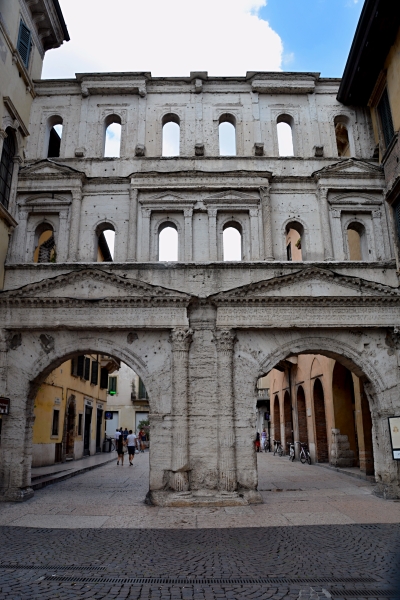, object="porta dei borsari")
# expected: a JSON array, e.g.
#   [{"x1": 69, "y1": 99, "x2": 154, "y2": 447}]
[{"x1": 1, "y1": 0, "x2": 400, "y2": 506}]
